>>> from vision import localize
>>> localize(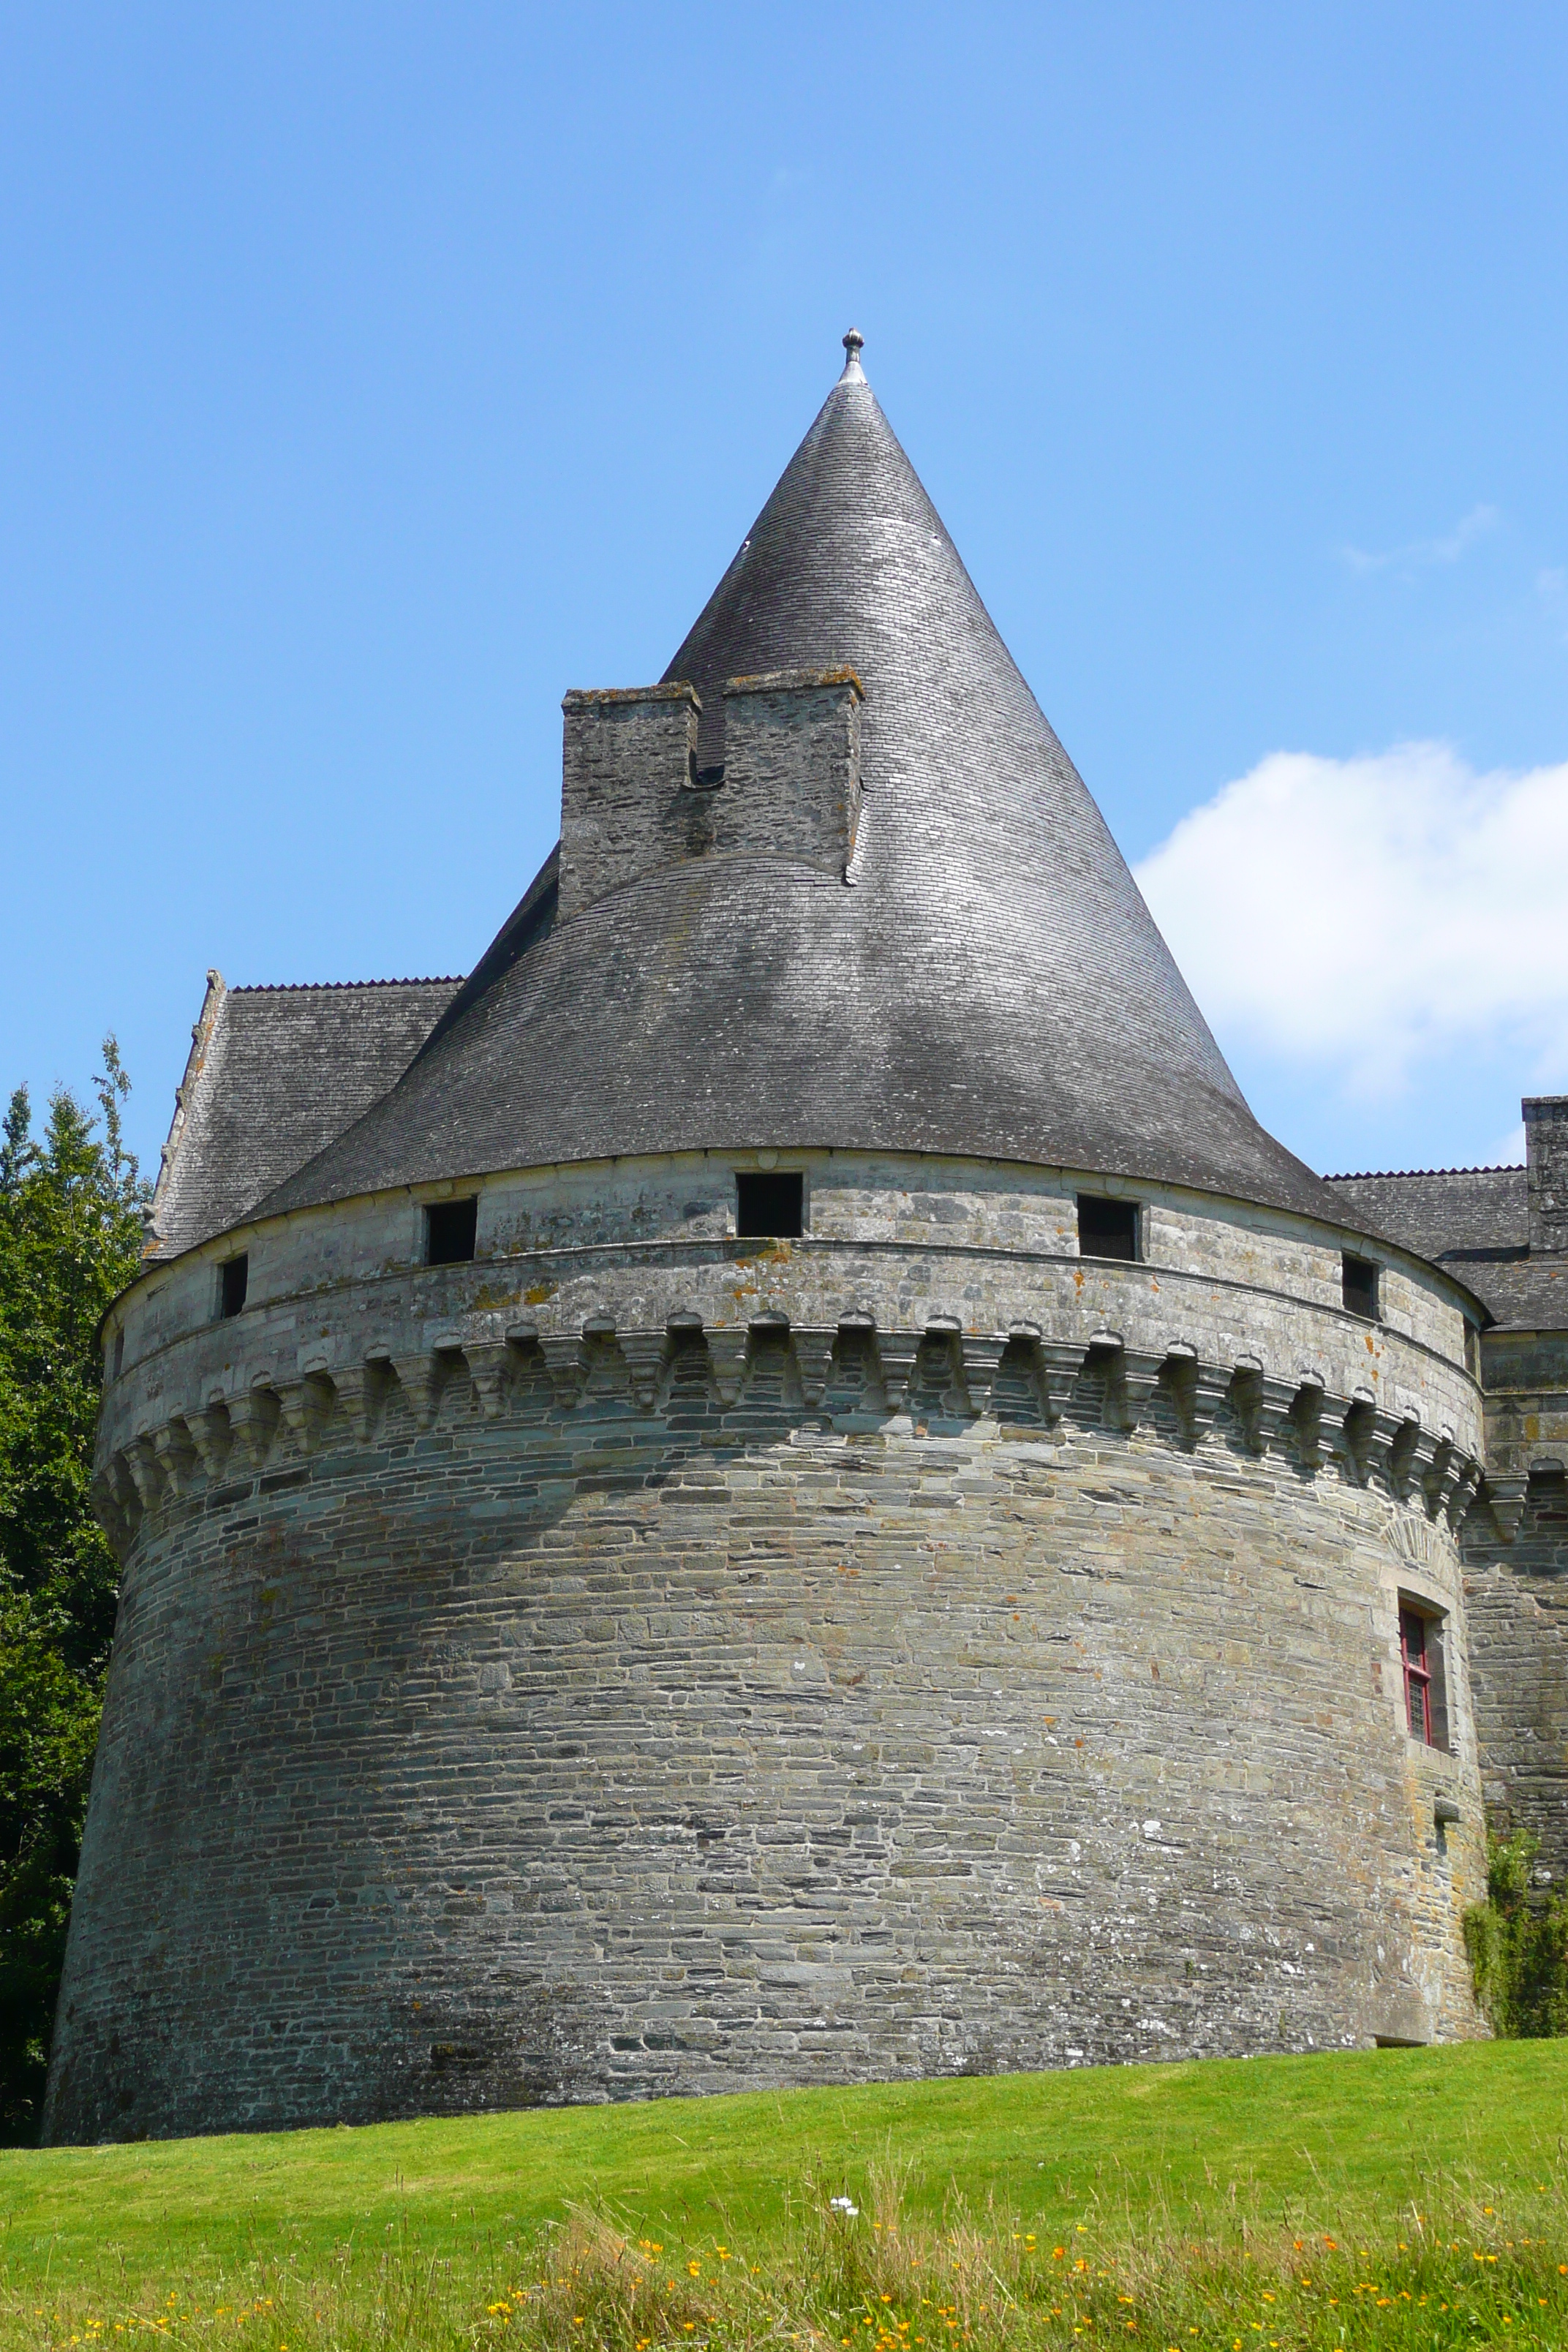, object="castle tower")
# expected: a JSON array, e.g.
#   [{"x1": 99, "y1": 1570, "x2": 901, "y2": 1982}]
[{"x1": 48, "y1": 338, "x2": 1492, "y2": 2142}]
